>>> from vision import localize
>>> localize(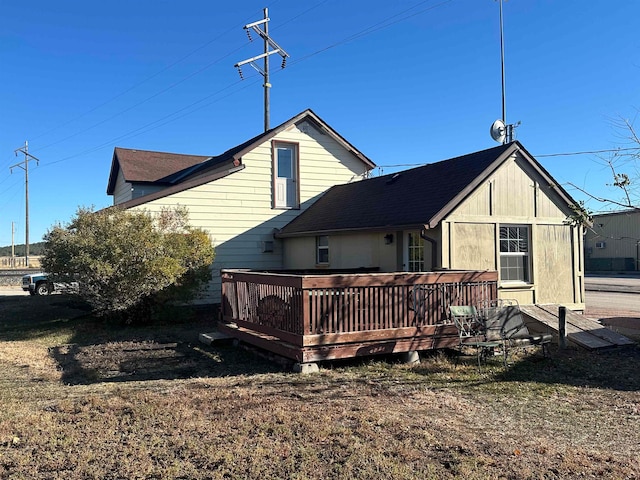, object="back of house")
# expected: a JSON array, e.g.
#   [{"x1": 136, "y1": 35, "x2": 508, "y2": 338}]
[{"x1": 106, "y1": 109, "x2": 375, "y2": 304}]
